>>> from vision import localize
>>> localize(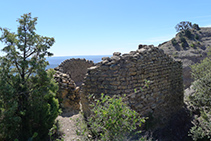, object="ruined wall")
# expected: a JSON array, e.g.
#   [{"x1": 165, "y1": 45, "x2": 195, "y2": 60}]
[
  {"x1": 55, "y1": 58, "x2": 94, "y2": 86},
  {"x1": 81, "y1": 45, "x2": 183, "y2": 126},
  {"x1": 54, "y1": 70, "x2": 80, "y2": 113}
]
